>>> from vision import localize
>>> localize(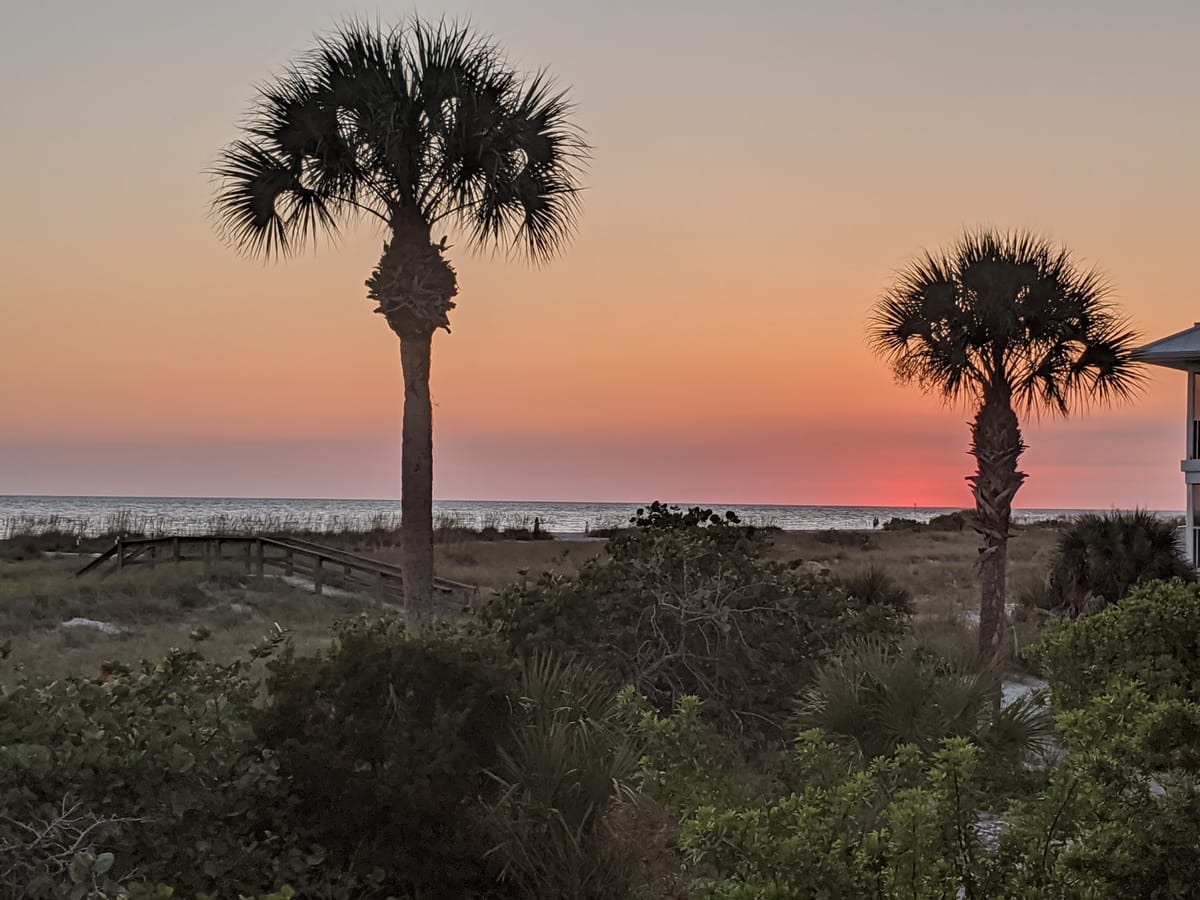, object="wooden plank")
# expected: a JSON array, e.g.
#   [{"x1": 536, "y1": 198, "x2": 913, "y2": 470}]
[
  {"x1": 73, "y1": 533, "x2": 477, "y2": 604},
  {"x1": 74, "y1": 543, "x2": 119, "y2": 576}
]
